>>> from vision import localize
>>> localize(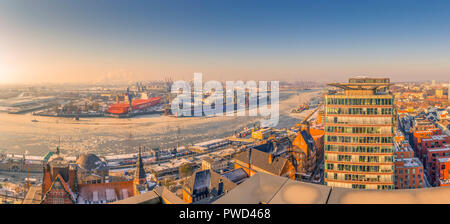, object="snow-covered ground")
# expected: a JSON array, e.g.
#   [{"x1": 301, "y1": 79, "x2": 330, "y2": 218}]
[{"x1": 0, "y1": 89, "x2": 322, "y2": 156}]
